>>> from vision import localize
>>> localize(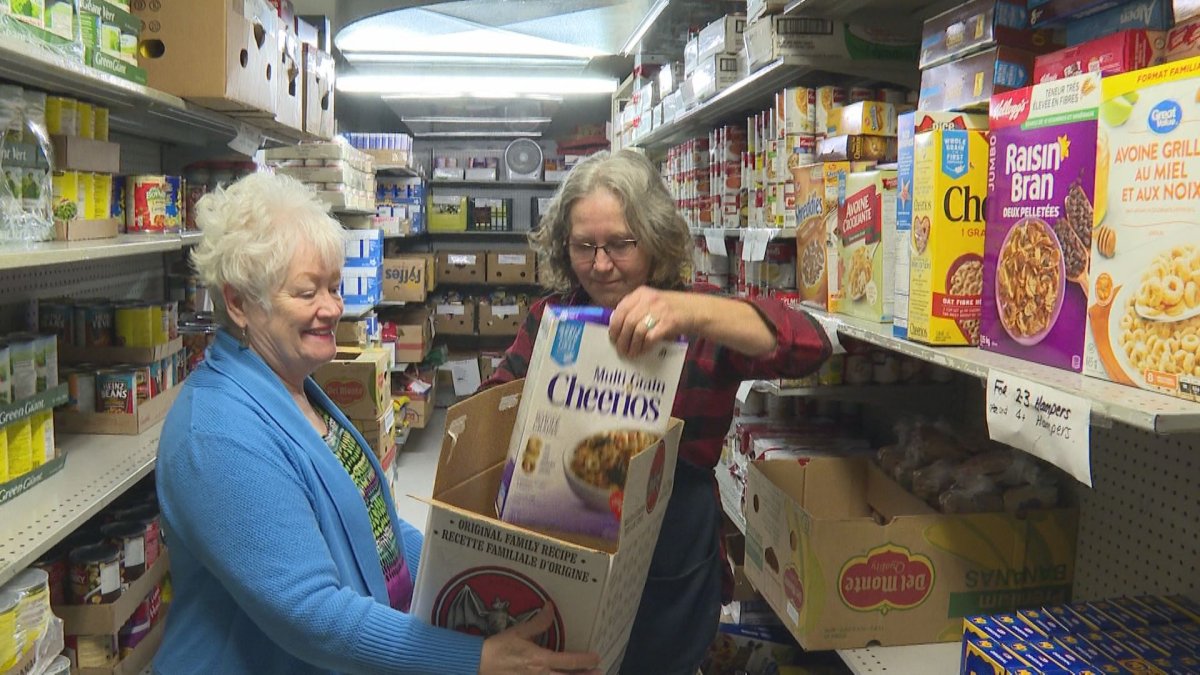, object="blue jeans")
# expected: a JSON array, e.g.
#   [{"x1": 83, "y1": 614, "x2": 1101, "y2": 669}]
[{"x1": 620, "y1": 459, "x2": 722, "y2": 675}]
